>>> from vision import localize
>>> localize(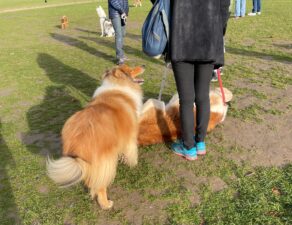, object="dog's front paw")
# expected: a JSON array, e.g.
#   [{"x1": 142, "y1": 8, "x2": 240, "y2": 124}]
[{"x1": 100, "y1": 200, "x2": 114, "y2": 210}]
